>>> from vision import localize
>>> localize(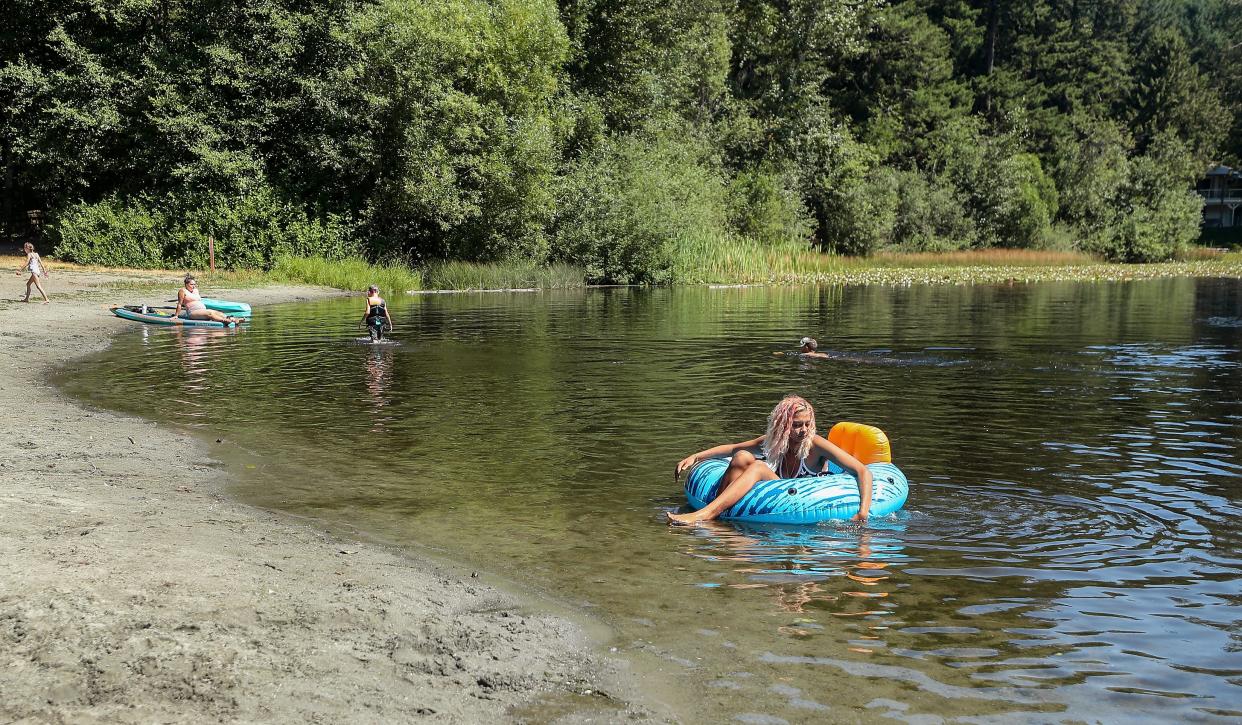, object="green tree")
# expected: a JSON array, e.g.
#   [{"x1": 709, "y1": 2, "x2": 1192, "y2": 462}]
[
  {"x1": 344, "y1": 0, "x2": 573, "y2": 263},
  {"x1": 550, "y1": 126, "x2": 730, "y2": 283}
]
